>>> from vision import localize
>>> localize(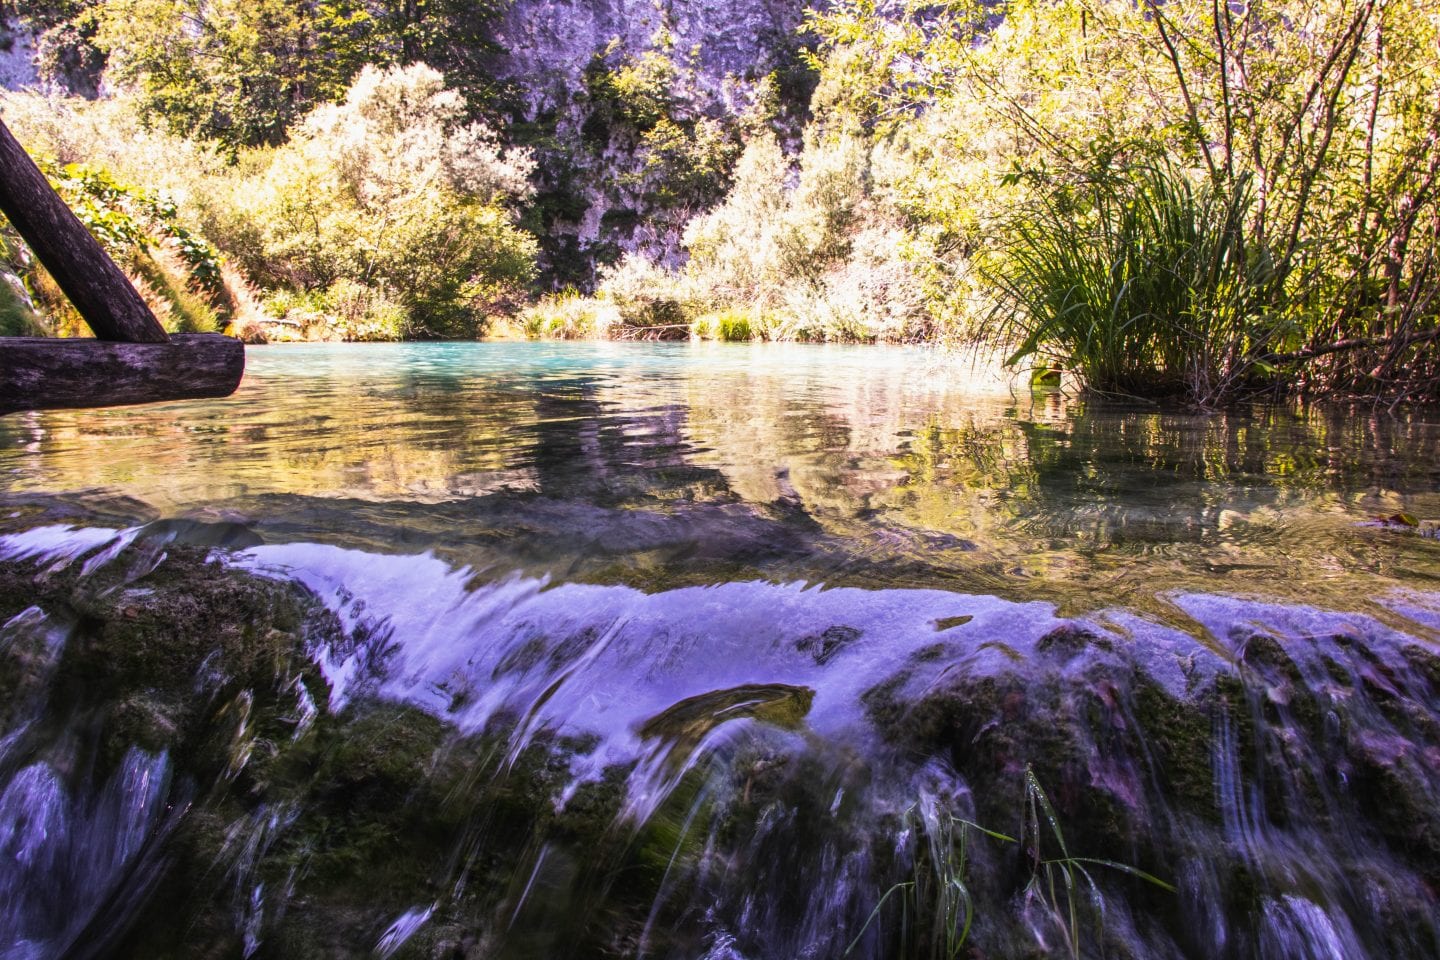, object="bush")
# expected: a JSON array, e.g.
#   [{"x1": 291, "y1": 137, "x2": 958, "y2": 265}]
[
  {"x1": 0, "y1": 142, "x2": 231, "y2": 335},
  {"x1": 516, "y1": 291, "x2": 619, "y2": 340},
  {"x1": 988, "y1": 164, "x2": 1284, "y2": 404},
  {"x1": 236, "y1": 63, "x2": 537, "y2": 338},
  {"x1": 258, "y1": 281, "x2": 408, "y2": 341},
  {"x1": 597, "y1": 254, "x2": 691, "y2": 332},
  {"x1": 318, "y1": 279, "x2": 410, "y2": 342}
]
